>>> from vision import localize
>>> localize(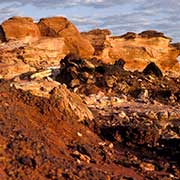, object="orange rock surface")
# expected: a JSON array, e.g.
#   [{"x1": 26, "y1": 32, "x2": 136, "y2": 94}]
[
  {"x1": 0, "y1": 16, "x2": 41, "y2": 43},
  {"x1": 0, "y1": 16, "x2": 180, "y2": 79},
  {"x1": 98, "y1": 31, "x2": 180, "y2": 73},
  {"x1": 38, "y1": 16, "x2": 94, "y2": 58}
]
